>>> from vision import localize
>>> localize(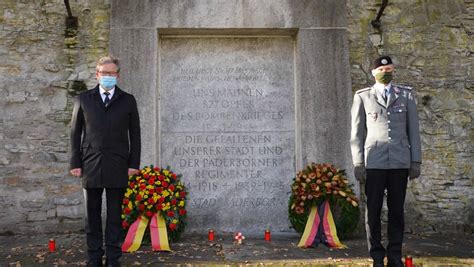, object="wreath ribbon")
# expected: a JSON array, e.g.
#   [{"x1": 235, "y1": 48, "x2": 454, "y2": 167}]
[
  {"x1": 122, "y1": 213, "x2": 171, "y2": 252},
  {"x1": 297, "y1": 200, "x2": 346, "y2": 249},
  {"x1": 150, "y1": 213, "x2": 171, "y2": 251}
]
